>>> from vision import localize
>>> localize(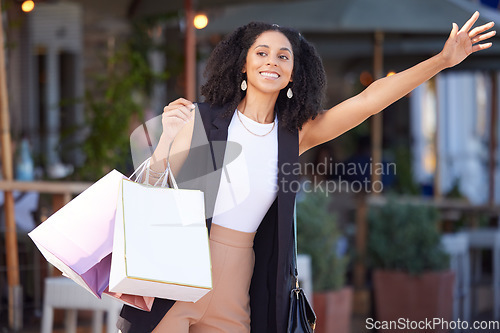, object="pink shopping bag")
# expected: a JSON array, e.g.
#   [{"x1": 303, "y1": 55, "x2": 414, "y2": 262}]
[{"x1": 28, "y1": 170, "x2": 126, "y2": 299}]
